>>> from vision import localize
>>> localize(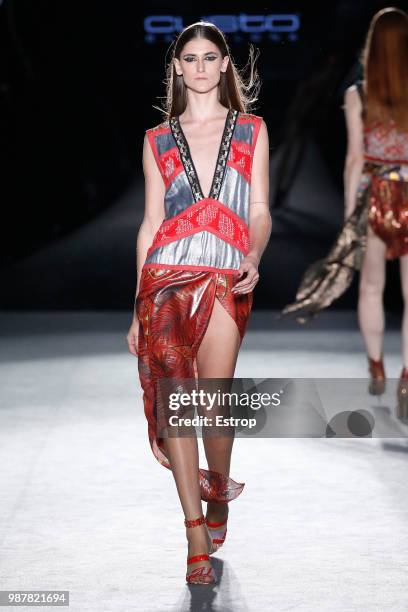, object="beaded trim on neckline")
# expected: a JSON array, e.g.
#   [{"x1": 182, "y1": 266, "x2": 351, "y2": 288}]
[{"x1": 169, "y1": 109, "x2": 239, "y2": 202}]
